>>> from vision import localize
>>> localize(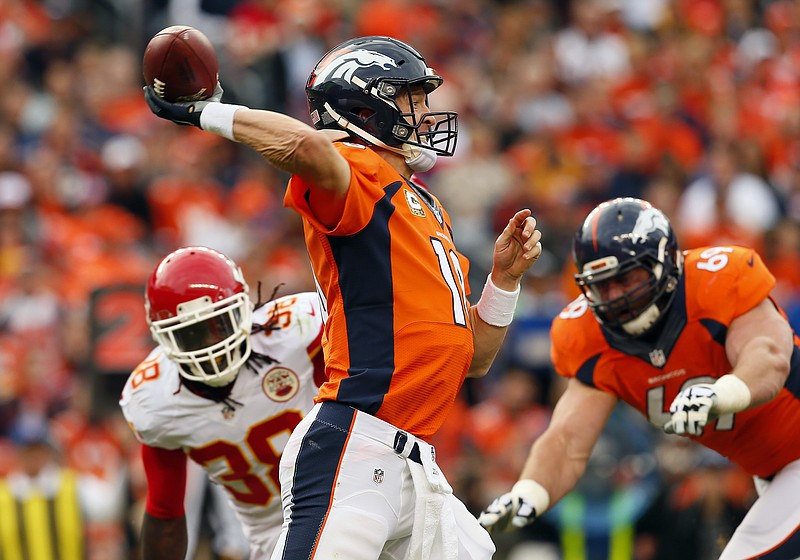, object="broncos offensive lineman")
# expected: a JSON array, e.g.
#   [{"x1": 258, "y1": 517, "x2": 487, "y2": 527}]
[
  {"x1": 144, "y1": 36, "x2": 542, "y2": 559},
  {"x1": 479, "y1": 197, "x2": 800, "y2": 559},
  {"x1": 120, "y1": 246, "x2": 325, "y2": 559}
]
